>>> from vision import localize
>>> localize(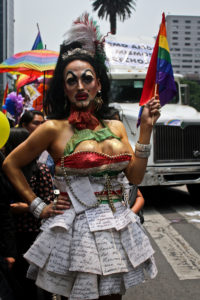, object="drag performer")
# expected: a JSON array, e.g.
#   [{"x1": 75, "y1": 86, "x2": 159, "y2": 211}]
[{"x1": 3, "y1": 13, "x2": 160, "y2": 300}]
